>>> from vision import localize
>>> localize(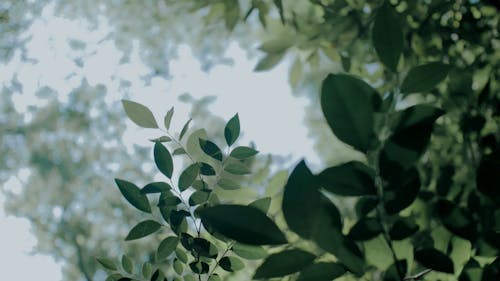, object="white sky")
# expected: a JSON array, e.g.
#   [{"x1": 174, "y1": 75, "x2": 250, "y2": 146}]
[{"x1": 1, "y1": 5, "x2": 318, "y2": 281}]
